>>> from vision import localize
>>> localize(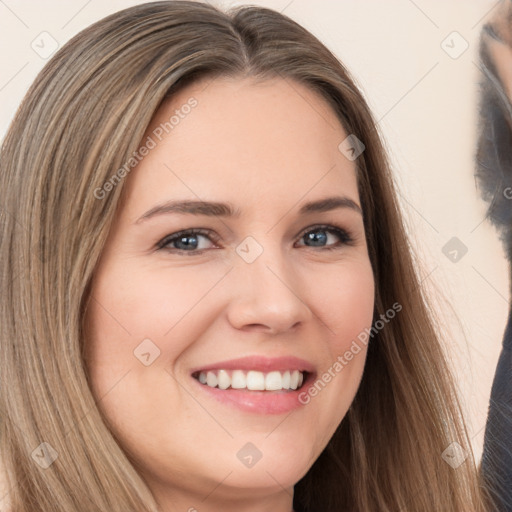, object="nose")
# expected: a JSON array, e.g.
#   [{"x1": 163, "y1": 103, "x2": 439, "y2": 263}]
[{"x1": 225, "y1": 246, "x2": 313, "y2": 334}]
